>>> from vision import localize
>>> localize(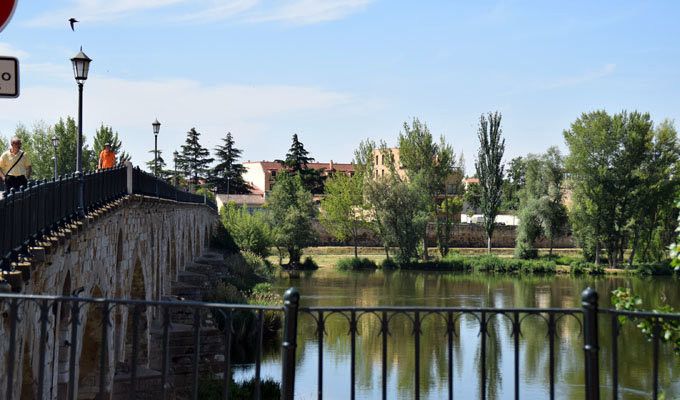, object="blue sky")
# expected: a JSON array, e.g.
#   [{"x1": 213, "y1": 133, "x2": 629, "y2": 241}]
[{"x1": 1, "y1": 0, "x2": 679, "y2": 173}]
